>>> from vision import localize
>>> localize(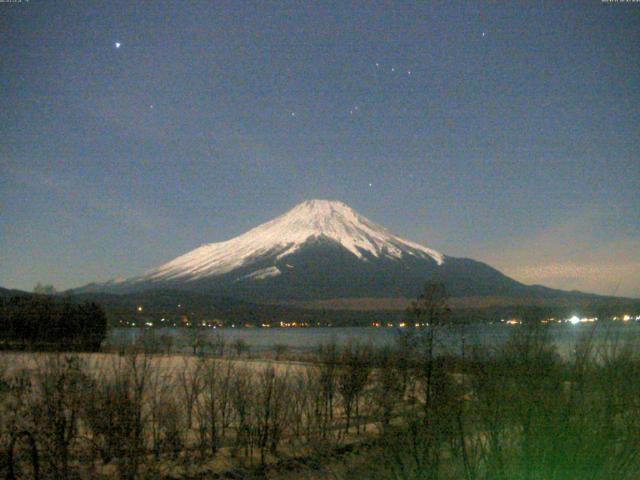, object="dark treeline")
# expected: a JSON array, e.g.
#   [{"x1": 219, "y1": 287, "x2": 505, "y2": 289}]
[
  {"x1": 0, "y1": 295, "x2": 107, "y2": 351},
  {"x1": 99, "y1": 300, "x2": 639, "y2": 329},
  {"x1": 65, "y1": 287, "x2": 640, "y2": 328},
  {"x1": 3, "y1": 286, "x2": 637, "y2": 329}
]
